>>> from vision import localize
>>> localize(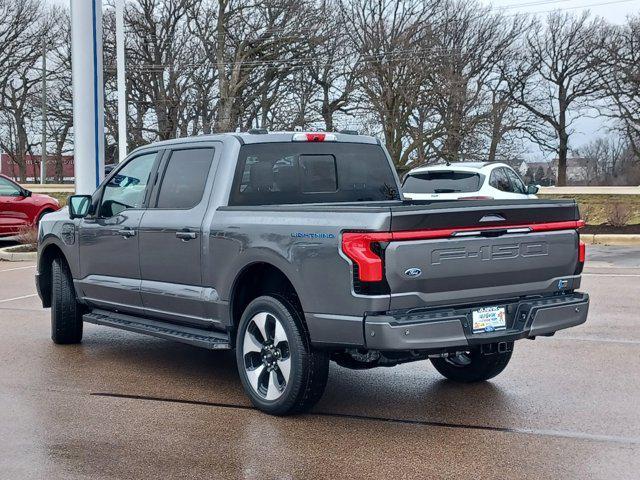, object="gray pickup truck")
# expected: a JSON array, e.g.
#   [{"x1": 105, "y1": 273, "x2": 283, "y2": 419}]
[{"x1": 36, "y1": 131, "x2": 589, "y2": 415}]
